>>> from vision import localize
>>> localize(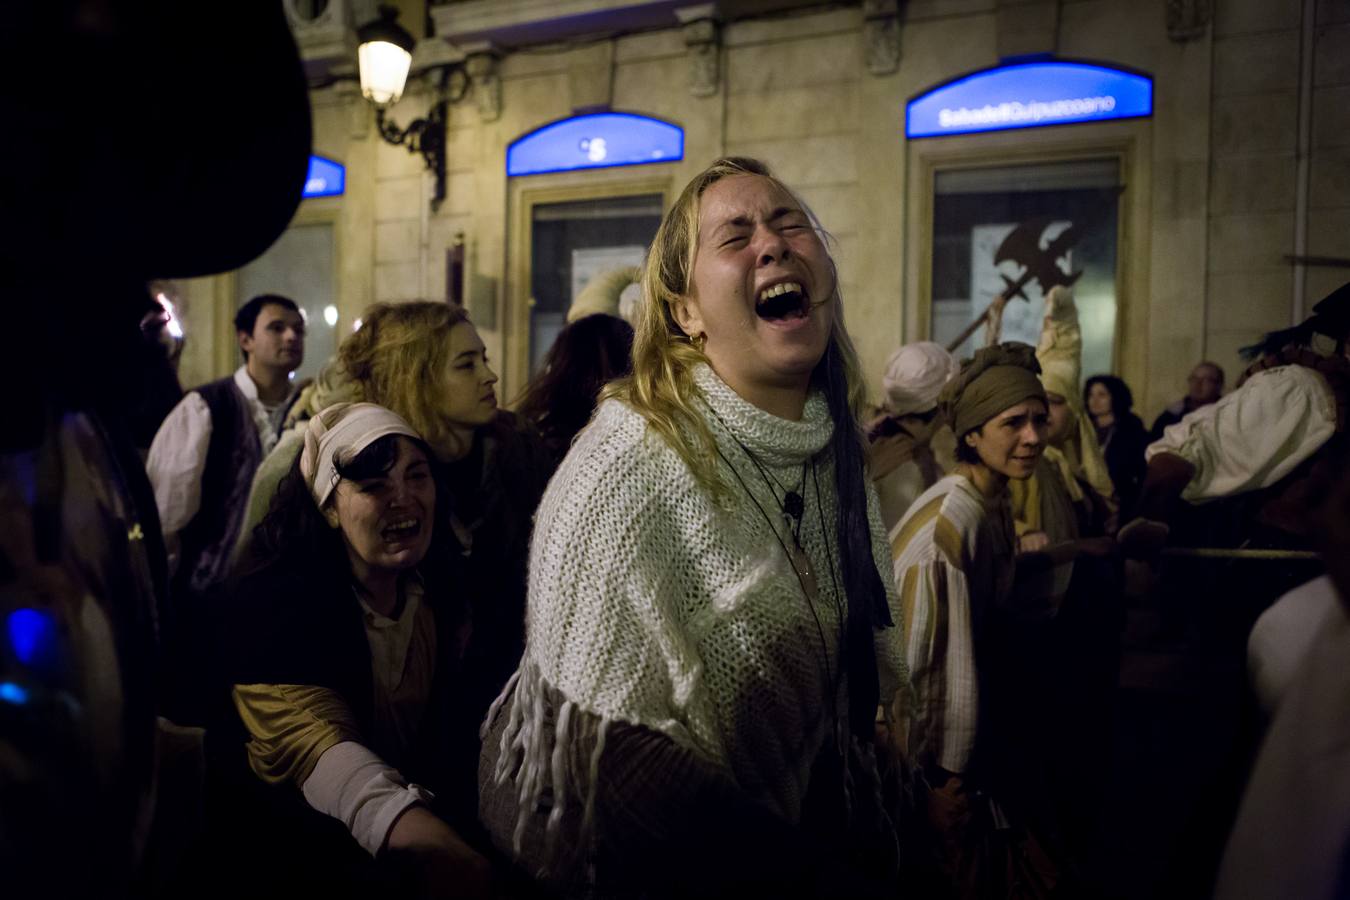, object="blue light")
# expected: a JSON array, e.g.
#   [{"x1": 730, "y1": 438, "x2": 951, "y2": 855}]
[
  {"x1": 507, "y1": 113, "x2": 684, "y2": 177},
  {"x1": 7, "y1": 608, "x2": 56, "y2": 666},
  {"x1": 0, "y1": 682, "x2": 29, "y2": 706},
  {"x1": 906, "y1": 61, "x2": 1153, "y2": 139},
  {"x1": 303, "y1": 155, "x2": 346, "y2": 198}
]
